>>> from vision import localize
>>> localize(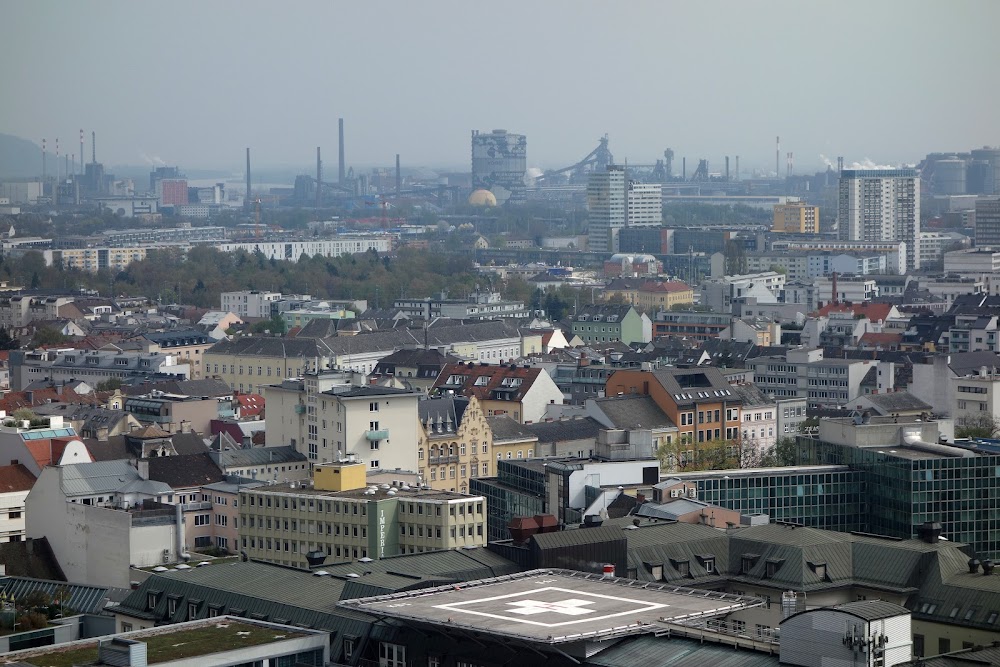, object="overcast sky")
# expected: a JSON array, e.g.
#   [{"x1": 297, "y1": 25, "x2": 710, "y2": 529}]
[{"x1": 2, "y1": 0, "x2": 998, "y2": 174}]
